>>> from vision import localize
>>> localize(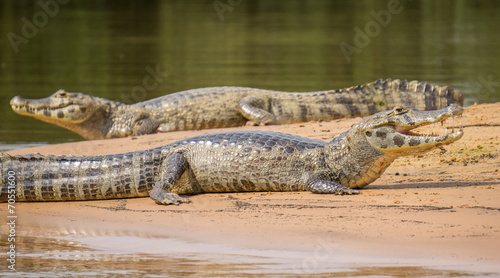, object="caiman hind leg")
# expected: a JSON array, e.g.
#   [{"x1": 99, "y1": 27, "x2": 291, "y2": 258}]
[
  {"x1": 306, "y1": 175, "x2": 359, "y2": 195},
  {"x1": 150, "y1": 152, "x2": 197, "y2": 205},
  {"x1": 238, "y1": 95, "x2": 276, "y2": 125}
]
